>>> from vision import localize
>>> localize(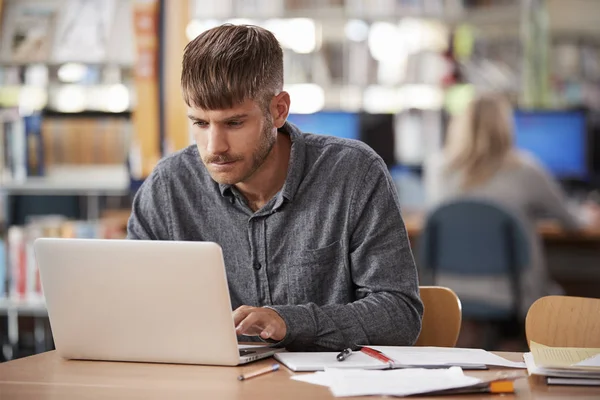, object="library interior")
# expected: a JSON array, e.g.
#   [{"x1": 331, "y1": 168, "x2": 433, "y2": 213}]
[{"x1": 1, "y1": 0, "x2": 600, "y2": 399}]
